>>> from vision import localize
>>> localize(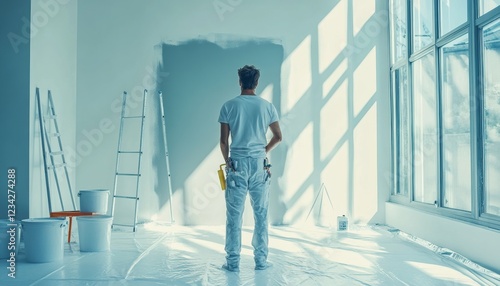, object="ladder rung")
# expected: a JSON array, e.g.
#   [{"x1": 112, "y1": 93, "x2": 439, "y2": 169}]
[
  {"x1": 116, "y1": 173, "x2": 141, "y2": 177},
  {"x1": 123, "y1": 116, "x2": 145, "y2": 119},
  {"x1": 50, "y1": 132, "x2": 60, "y2": 137},
  {"x1": 48, "y1": 163, "x2": 66, "y2": 169},
  {"x1": 50, "y1": 151, "x2": 64, "y2": 156},
  {"x1": 118, "y1": 151, "x2": 142, "y2": 154},
  {"x1": 45, "y1": 115, "x2": 57, "y2": 119},
  {"x1": 114, "y1": 195, "x2": 139, "y2": 200}
]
